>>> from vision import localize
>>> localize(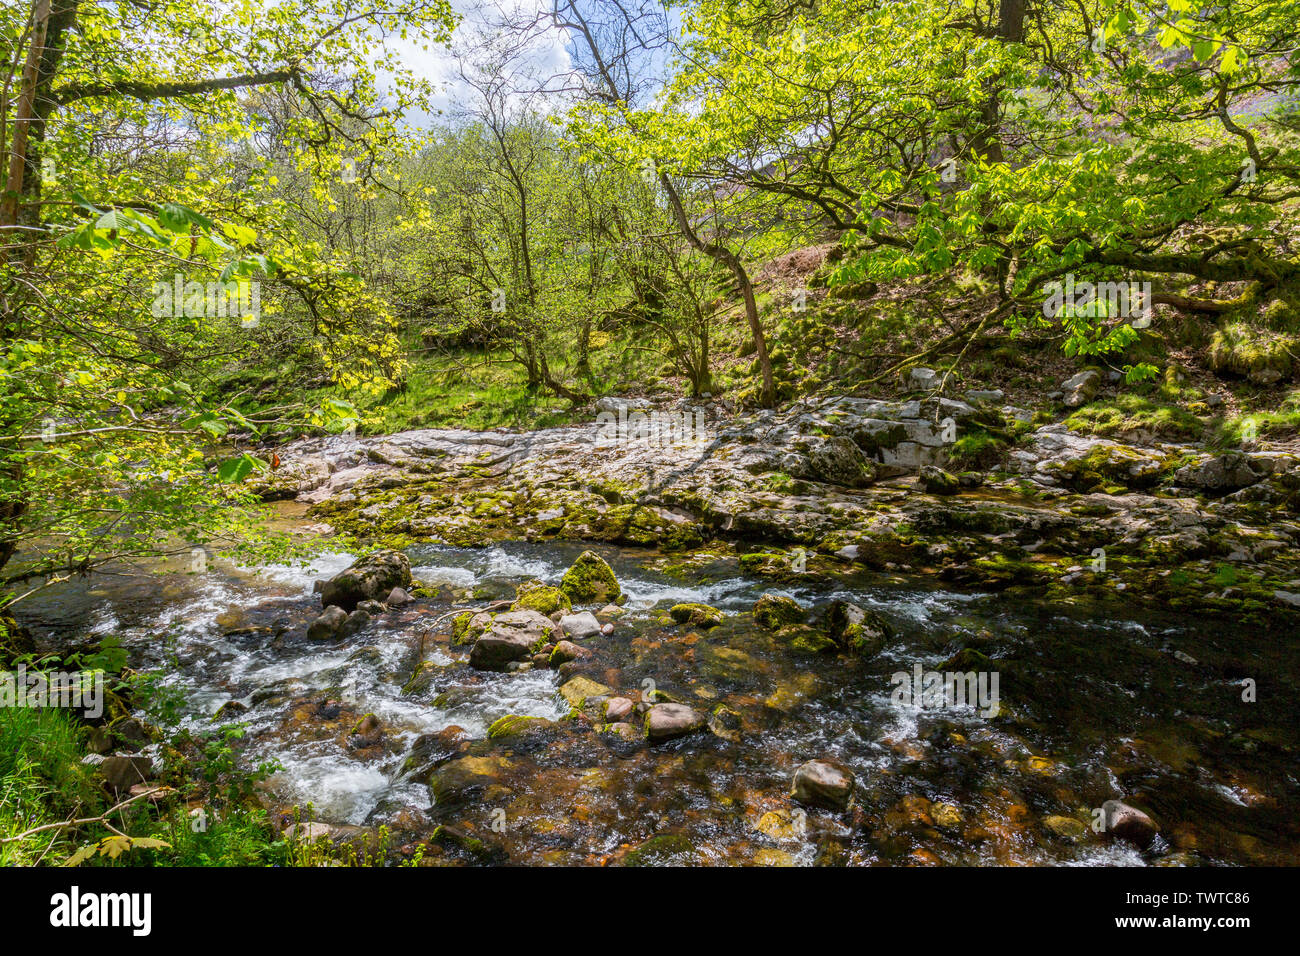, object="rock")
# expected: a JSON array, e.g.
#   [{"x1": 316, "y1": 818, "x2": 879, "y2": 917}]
[
  {"x1": 919, "y1": 464, "x2": 960, "y2": 495},
  {"x1": 401, "y1": 726, "x2": 471, "y2": 781},
  {"x1": 559, "y1": 611, "x2": 602, "y2": 639},
  {"x1": 964, "y1": 389, "x2": 1004, "y2": 405},
  {"x1": 1061, "y1": 369, "x2": 1101, "y2": 407},
  {"x1": 87, "y1": 727, "x2": 114, "y2": 754},
  {"x1": 668, "y1": 603, "x2": 724, "y2": 628},
  {"x1": 619, "y1": 832, "x2": 699, "y2": 866},
  {"x1": 559, "y1": 550, "x2": 622, "y2": 604},
  {"x1": 548, "y1": 640, "x2": 589, "y2": 665},
  {"x1": 1044, "y1": 815, "x2": 1087, "y2": 841},
  {"x1": 1174, "y1": 452, "x2": 1262, "y2": 492},
  {"x1": 511, "y1": 580, "x2": 572, "y2": 615},
  {"x1": 468, "y1": 609, "x2": 561, "y2": 671},
  {"x1": 1101, "y1": 799, "x2": 1158, "y2": 848},
  {"x1": 385, "y1": 586, "x2": 413, "y2": 606},
  {"x1": 320, "y1": 549, "x2": 411, "y2": 612},
  {"x1": 824, "y1": 601, "x2": 892, "y2": 656},
  {"x1": 307, "y1": 605, "x2": 349, "y2": 641},
  {"x1": 644, "y1": 703, "x2": 707, "y2": 742},
  {"x1": 558, "y1": 675, "x2": 613, "y2": 709},
  {"x1": 100, "y1": 755, "x2": 153, "y2": 793},
  {"x1": 340, "y1": 608, "x2": 371, "y2": 637},
  {"x1": 486, "y1": 715, "x2": 556, "y2": 739},
  {"x1": 428, "y1": 755, "x2": 512, "y2": 807},
  {"x1": 604, "y1": 697, "x2": 634, "y2": 722},
  {"x1": 213, "y1": 700, "x2": 248, "y2": 722},
  {"x1": 800, "y1": 435, "x2": 877, "y2": 487},
  {"x1": 753, "y1": 593, "x2": 805, "y2": 629},
  {"x1": 907, "y1": 366, "x2": 939, "y2": 391},
  {"x1": 790, "y1": 760, "x2": 855, "y2": 811}
]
